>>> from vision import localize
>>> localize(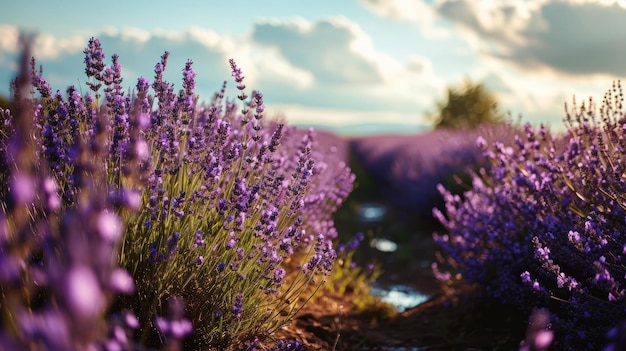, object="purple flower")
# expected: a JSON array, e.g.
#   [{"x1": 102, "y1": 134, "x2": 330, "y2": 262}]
[
  {"x1": 273, "y1": 268, "x2": 286, "y2": 285},
  {"x1": 31, "y1": 57, "x2": 52, "y2": 98},
  {"x1": 18, "y1": 309, "x2": 72, "y2": 350},
  {"x1": 167, "y1": 231, "x2": 180, "y2": 258},
  {"x1": 64, "y1": 265, "x2": 104, "y2": 319},
  {"x1": 344, "y1": 232, "x2": 364, "y2": 252},
  {"x1": 519, "y1": 309, "x2": 553, "y2": 351},
  {"x1": 97, "y1": 211, "x2": 123, "y2": 242},
  {"x1": 155, "y1": 297, "x2": 192, "y2": 340},
  {"x1": 434, "y1": 85, "x2": 626, "y2": 348},
  {"x1": 271, "y1": 340, "x2": 306, "y2": 351},
  {"x1": 123, "y1": 312, "x2": 139, "y2": 329},
  {"x1": 193, "y1": 230, "x2": 205, "y2": 247},
  {"x1": 229, "y1": 59, "x2": 245, "y2": 84},
  {"x1": 149, "y1": 242, "x2": 159, "y2": 263},
  {"x1": 182, "y1": 59, "x2": 196, "y2": 96},
  {"x1": 232, "y1": 293, "x2": 244, "y2": 318},
  {"x1": 83, "y1": 37, "x2": 106, "y2": 92},
  {"x1": 155, "y1": 316, "x2": 192, "y2": 339},
  {"x1": 9, "y1": 174, "x2": 35, "y2": 205},
  {"x1": 226, "y1": 238, "x2": 236, "y2": 250},
  {"x1": 109, "y1": 268, "x2": 135, "y2": 294}
]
